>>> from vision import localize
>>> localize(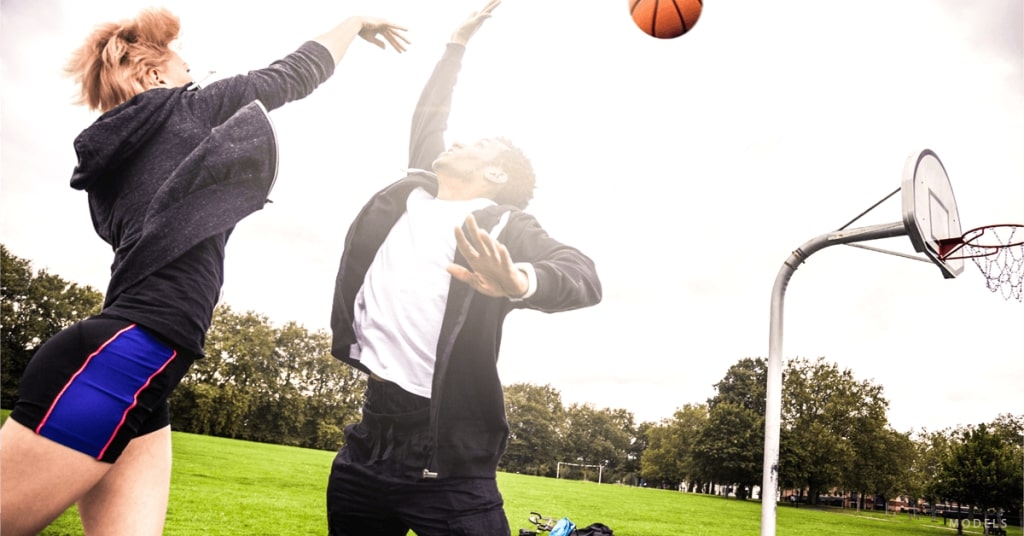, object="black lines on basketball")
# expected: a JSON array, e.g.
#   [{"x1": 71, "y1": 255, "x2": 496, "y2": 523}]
[{"x1": 629, "y1": 0, "x2": 704, "y2": 39}]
